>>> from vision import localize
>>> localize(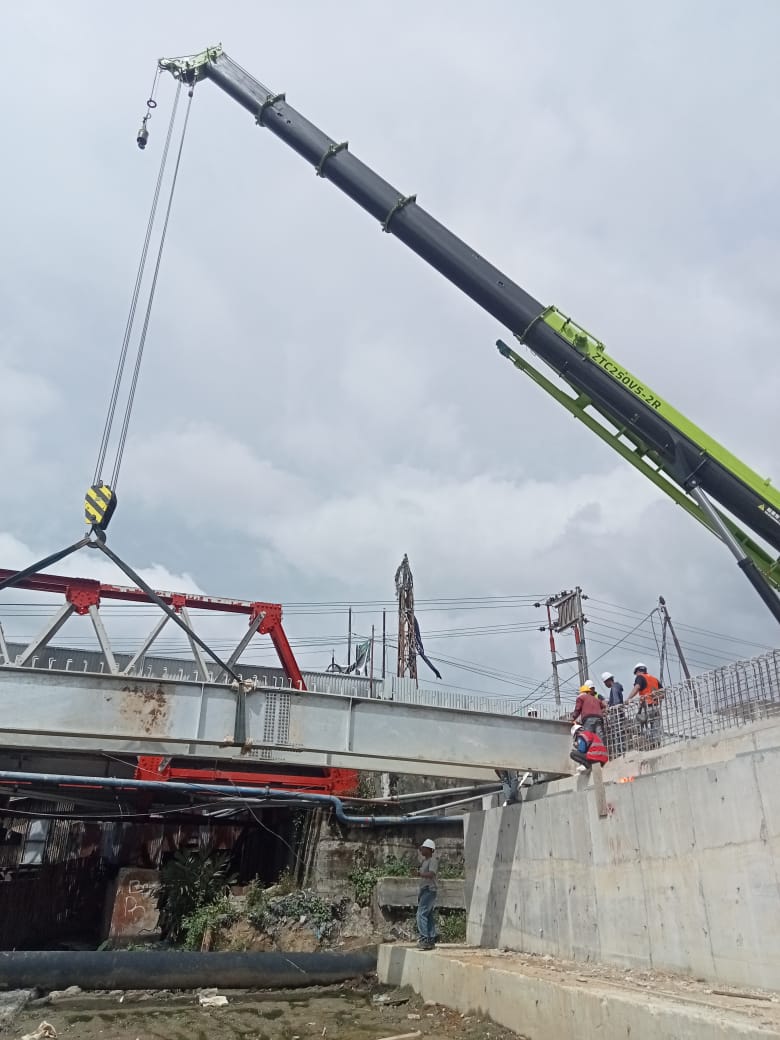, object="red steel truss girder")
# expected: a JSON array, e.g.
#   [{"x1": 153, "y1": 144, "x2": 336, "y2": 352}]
[
  {"x1": 0, "y1": 566, "x2": 303, "y2": 687},
  {"x1": 0, "y1": 567, "x2": 278, "y2": 617},
  {"x1": 135, "y1": 757, "x2": 358, "y2": 796},
  {"x1": 0, "y1": 566, "x2": 358, "y2": 795}
]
